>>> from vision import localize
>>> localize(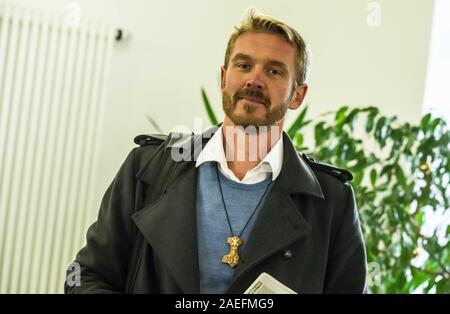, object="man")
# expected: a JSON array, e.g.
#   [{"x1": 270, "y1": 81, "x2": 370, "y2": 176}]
[{"x1": 65, "y1": 9, "x2": 367, "y2": 294}]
